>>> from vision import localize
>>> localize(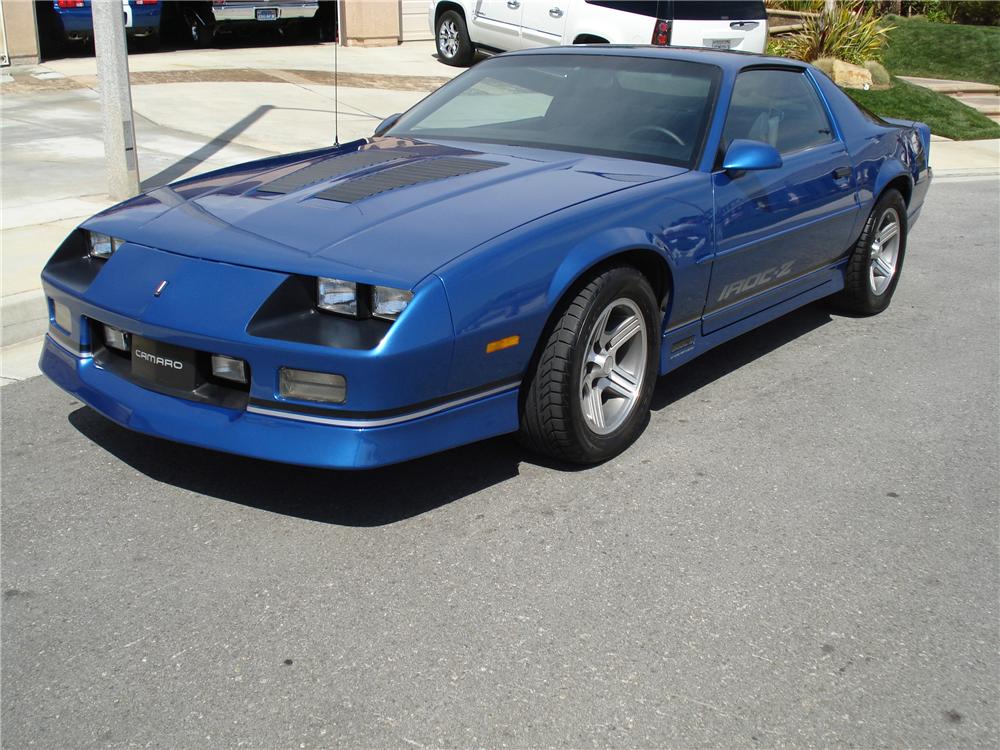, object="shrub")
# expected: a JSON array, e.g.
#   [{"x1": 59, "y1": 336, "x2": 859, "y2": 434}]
[
  {"x1": 780, "y1": 5, "x2": 894, "y2": 64},
  {"x1": 864, "y1": 60, "x2": 892, "y2": 87},
  {"x1": 901, "y1": 1, "x2": 952, "y2": 23},
  {"x1": 766, "y1": 37, "x2": 794, "y2": 57},
  {"x1": 941, "y1": 1, "x2": 1000, "y2": 26}
]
